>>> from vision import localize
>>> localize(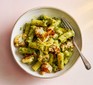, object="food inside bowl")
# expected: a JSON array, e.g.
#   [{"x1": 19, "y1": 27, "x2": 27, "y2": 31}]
[{"x1": 14, "y1": 15, "x2": 75, "y2": 75}]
